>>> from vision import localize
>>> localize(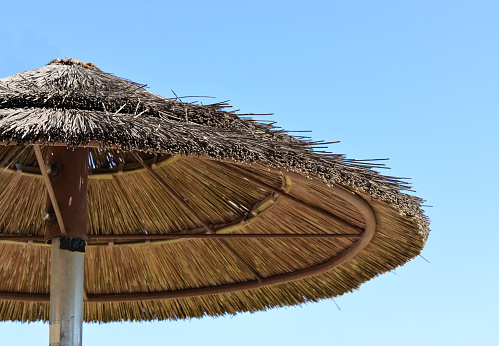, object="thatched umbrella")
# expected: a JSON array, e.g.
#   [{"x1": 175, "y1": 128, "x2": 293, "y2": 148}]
[{"x1": 0, "y1": 59, "x2": 429, "y2": 345}]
